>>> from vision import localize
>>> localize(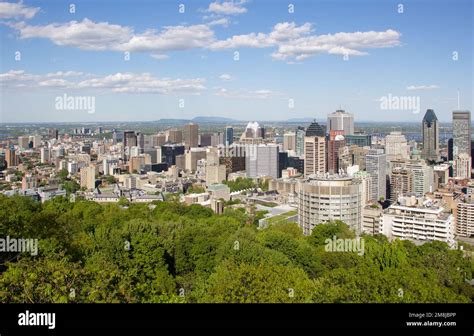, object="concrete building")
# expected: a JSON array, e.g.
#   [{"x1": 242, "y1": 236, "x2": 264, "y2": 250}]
[
  {"x1": 454, "y1": 153, "x2": 471, "y2": 179},
  {"x1": 327, "y1": 109, "x2": 354, "y2": 135},
  {"x1": 206, "y1": 164, "x2": 226, "y2": 185},
  {"x1": 298, "y1": 174, "x2": 363, "y2": 235},
  {"x1": 80, "y1": 165, "x2": 96, "y2": 190},
  {"x1": 283, "y1": 132, "x2": 296, "y2": 151},
  {"x1": 185, "y1": 147, "x2": 206, "y2": 172},
  {"x1": 380, "y1": 196, "x2": 455, "y2": 247},
  {"x1": 385, "y1": 131, "x2": 409, "y2": 161},
  {"x1": 327, "y1": 130, "x2": 345, "y2": 174},
  {"x1": 389, "y1": 167, "x2": 413, "y2": 203},
  {"x1": 304, "y1": 136, "x2": 326, "y2": 177},
  {"x1": 456, "y1": 200, "x2": 474, "y2": 237},
  {"x1": 452, "y1": 110, "x2": 471, "y2": 157},
  {"x1": 362, "y1": 205, "x2": 383, "y2": 235},
  {"x1": 246, "y1": 144, "x2": 279, "y2": 178},
  {"x1": 166, "y1": 128, "x2": 183, "y2": 144},
  {"x1": 366, "y1": 149, "x2": 387, "y2": 201}
]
